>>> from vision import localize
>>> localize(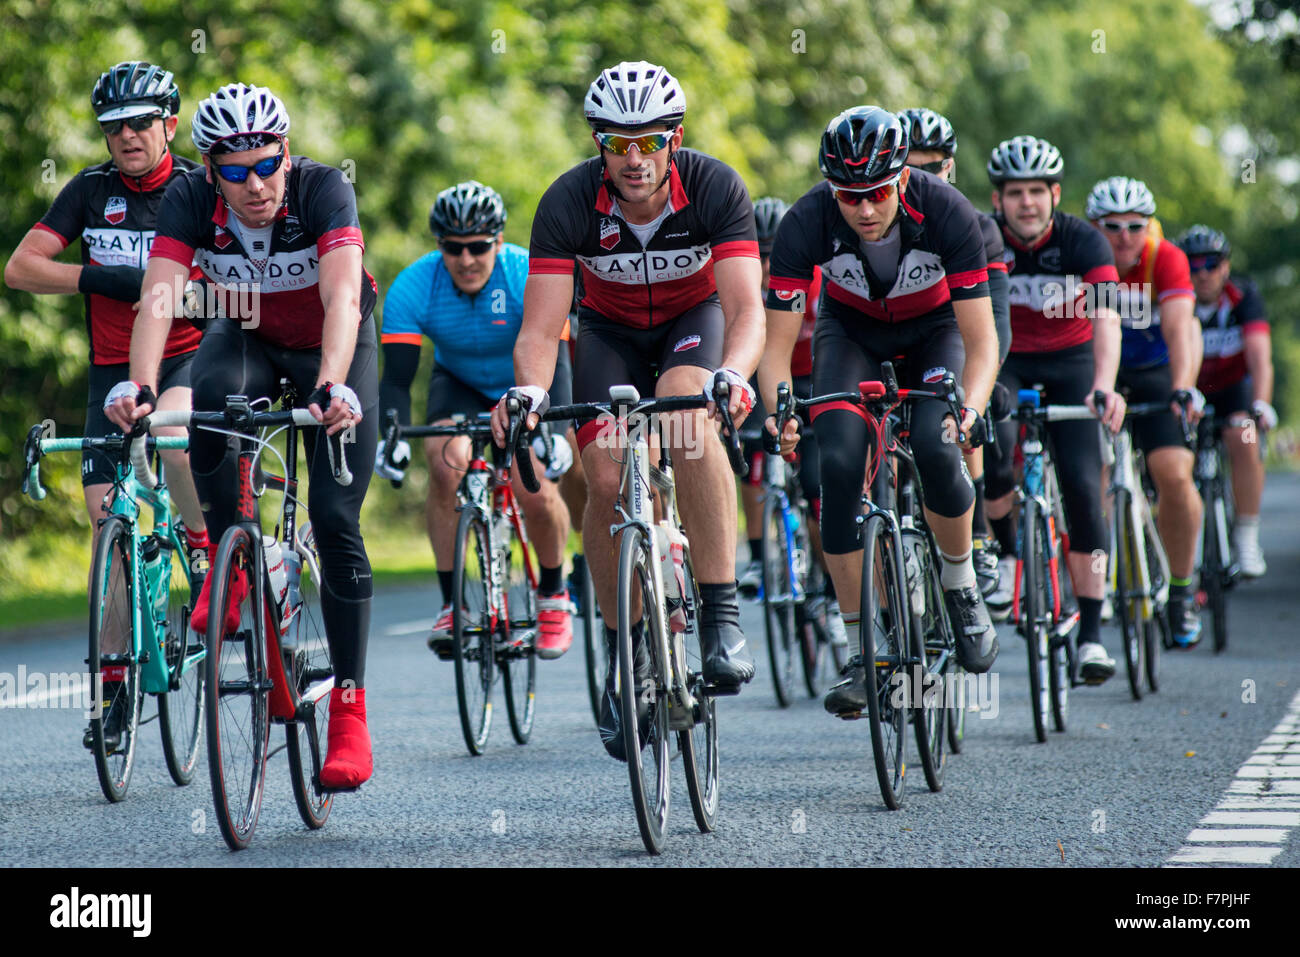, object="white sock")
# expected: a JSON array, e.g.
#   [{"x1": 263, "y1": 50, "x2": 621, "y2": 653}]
[
  {"x1": 939, "y1": 548, "x2": 976, "y2": 591},
  {"x1": 842, "y1": 612, "x2": 860, "y2": 652},
  {"x1": 1235, "y1": 515, "x2": 1260, "y2": 545}
]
